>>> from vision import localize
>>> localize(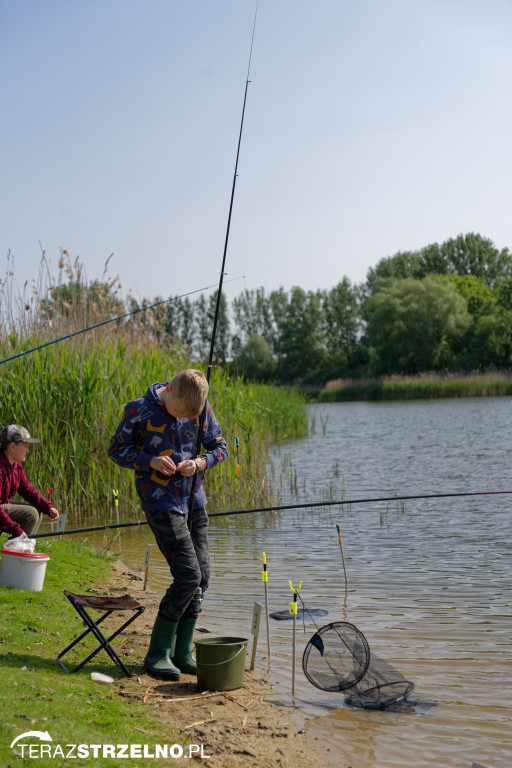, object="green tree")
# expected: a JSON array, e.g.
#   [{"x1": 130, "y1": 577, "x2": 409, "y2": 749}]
[
  {"x1": 446, "y1": 274, "x2": 495, "y2": 318},
  {"x1": 473, "y1": 309, "x2": 512, "y2": 369},
  {"x1": 267, "y1": 288, "x2": 289, "y2": 366},
  {"x1": 444, "y1": 275, "x2": 512, "y2": 369},
  {"x1": 366, "y1": 233, "x2": 512, "y2": 298},
  {"x1": 231, "y1": 287, "x2": 273, "y2": 357},
  {"x1": 192, "y1": 294, "x2": 211, "y2": 362},
  {"x1": 366, "y1": 276, "x2": 471, "y2": 374},
  {"x1": 237, "y1": 334, "x2": 275, "y2": 381},
  {"x1": 365, "y1": 251, "x2": 423, "y2": 295},
  {"x1": 321, "y1": 278, "x2": 362, "y2": 368},
  {"x1": 208, "y1": 292, "x2": 230, "y2": 365},
  {"x1": 190, "y1": 293, "x2": 230, "y2": 365},
  {"x1": 231, "y1": 288, "x2": 272, "y2": 340},
  {"x1": 419, "y1": 233, "x2": 512, "y2": 288},
  {"x1": 165, "y1": 296, "x2": 195, "y2": 353},
  {"x1": 277, "y1": 287, "x2": 324, "y2": 382},
  {"x1": 497, "y1": 277, "x2": 512, "y2": 311}
]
